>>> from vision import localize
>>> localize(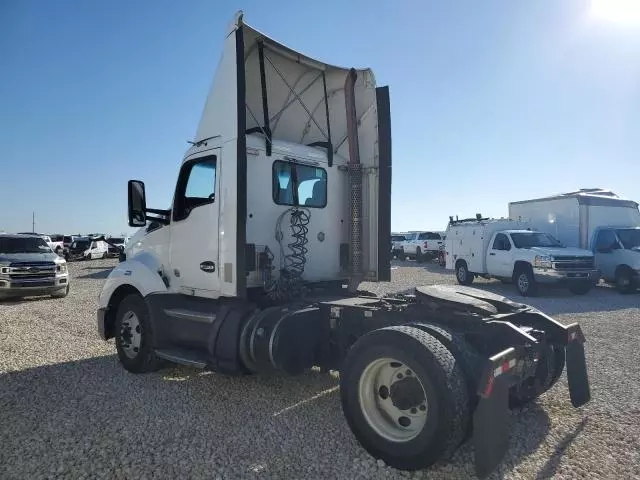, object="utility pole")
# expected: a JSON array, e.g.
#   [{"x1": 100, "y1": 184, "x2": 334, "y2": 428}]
[{"x1": 32, "y1": 212, "x2": 35, "y2": 233}]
